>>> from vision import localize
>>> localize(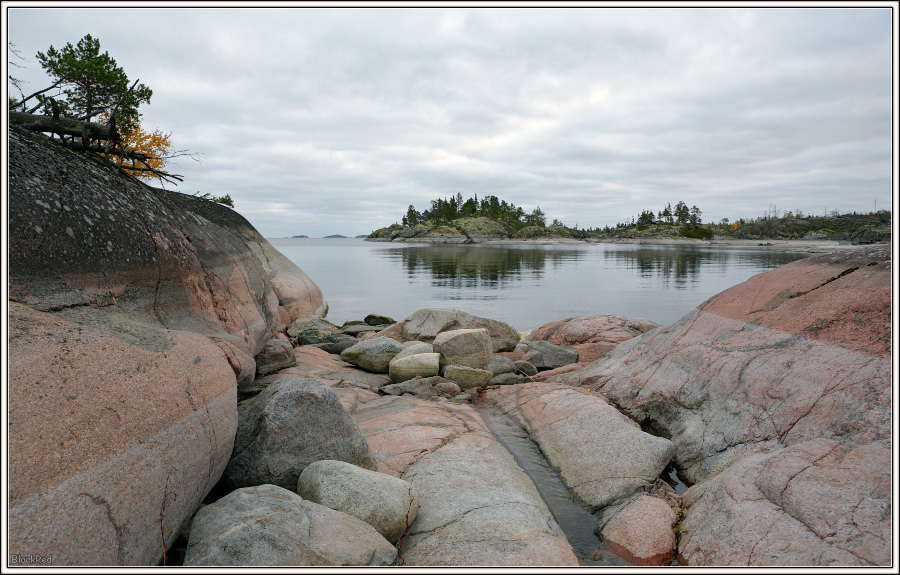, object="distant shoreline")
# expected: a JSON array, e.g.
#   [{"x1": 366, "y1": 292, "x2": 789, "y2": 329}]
[{"x1": 360, "y1": 235, "x2": 884, "y2": 253}]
